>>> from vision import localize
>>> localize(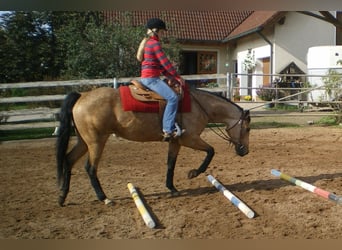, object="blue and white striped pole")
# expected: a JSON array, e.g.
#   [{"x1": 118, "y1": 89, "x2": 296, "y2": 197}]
[{"x1": 207, "y1": 175, "x2": 255, "y2": 219}]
